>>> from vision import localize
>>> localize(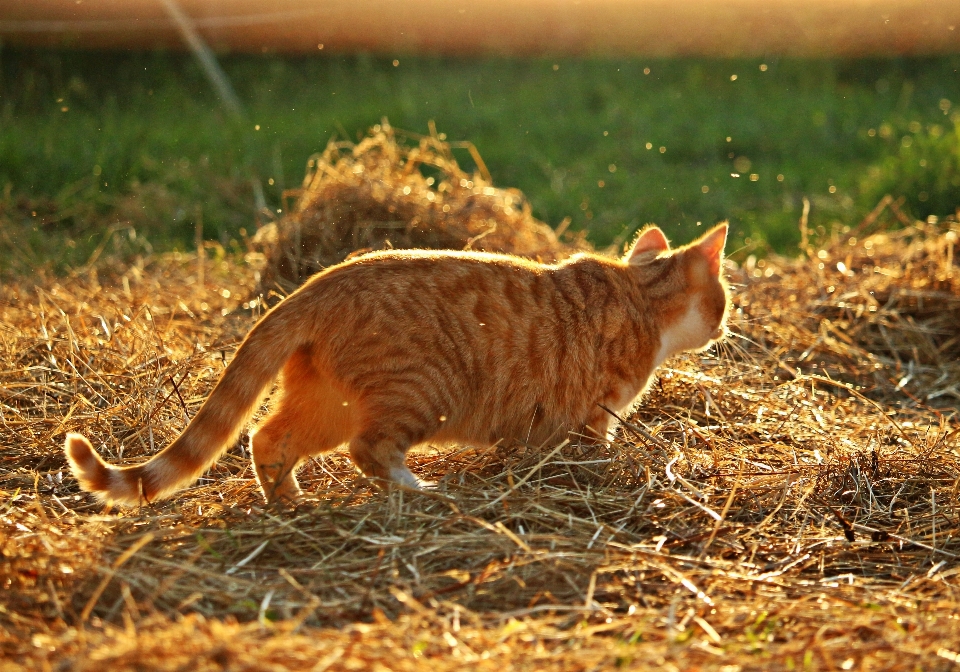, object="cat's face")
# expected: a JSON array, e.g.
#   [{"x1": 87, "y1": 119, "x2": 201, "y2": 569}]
[
  {"x1": 626, "y1": 223, "x2": 729, "y2": 355},
  {"x1": 687, "y1": 226, "x2": 729, "y2": 343},
  {"x1": 692, "y1": 260, "x2": 729, "y2": 345},
  {"x1": 680, "y1": 224, "x2": 729, "y2": 349}
]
